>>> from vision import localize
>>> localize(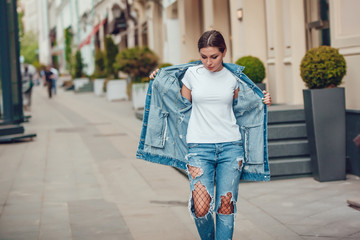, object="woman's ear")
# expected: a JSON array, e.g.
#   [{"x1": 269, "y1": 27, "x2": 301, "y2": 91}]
[{"x1": 222, "y1": 48, "x2": 227, "y2": 58}]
